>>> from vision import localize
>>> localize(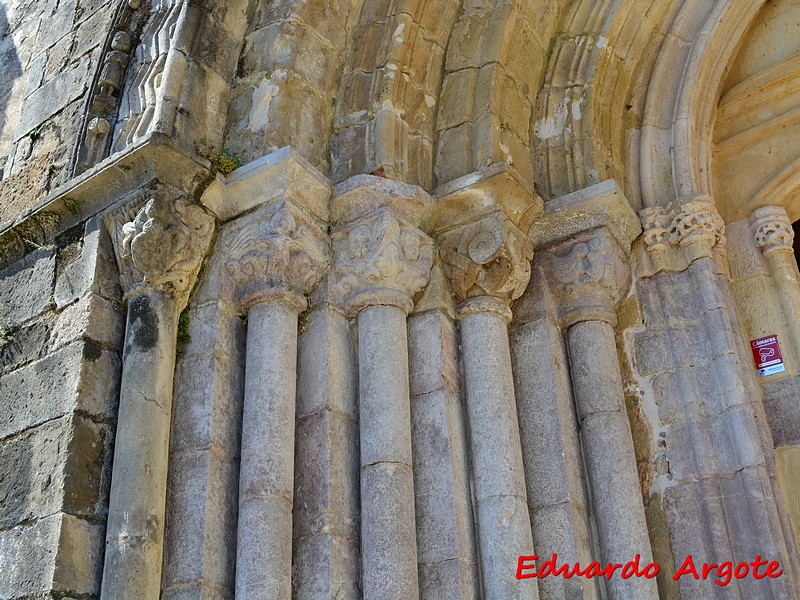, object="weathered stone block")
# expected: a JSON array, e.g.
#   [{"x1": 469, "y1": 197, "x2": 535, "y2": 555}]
[
  {"x1": 0, "y1": 342, "x2": 120, "y2": 438},
  {"x1": 408, "y1": 309, "x2": 459, "y2": 397},
  {"x1": 0, "y1": 513, "x2": 103, "y2": 599},
  {"x1": 49, "y1": 292, "x2": 125, "y2": 351},
  {"x1": 171, "y1": 350, "x2": 244, "y2": 456},
  {"x1": 296, "y1": 304, "x2": 357, "y2": 419},
  {"x1": 292, "y1": 533, "x2": 361, "y2": 600},
  {"x1": 665, "y1": 403, "x2": 764, "y2": 481},
  {"x1": 0, "y1": 248, "x2": 55, "y2": 325},
  {"x1": 411, "y1": 389, "x2": 468, "y2": 563},
  {"x1": 762, "y1": 375, "x2": 800, "y2": 447},
  {"x1": 162, "y1": 448, "x2": 239, "y2": 596},
  {"x1": 293, "y1": 409, "x2": 359, "y2": 541},
  {"x1": 0, "y1": 314, "x2": 52, "y2": 374},
  {"x1": 418, "y1": 557, "x2": 480, "y2": 600}
]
